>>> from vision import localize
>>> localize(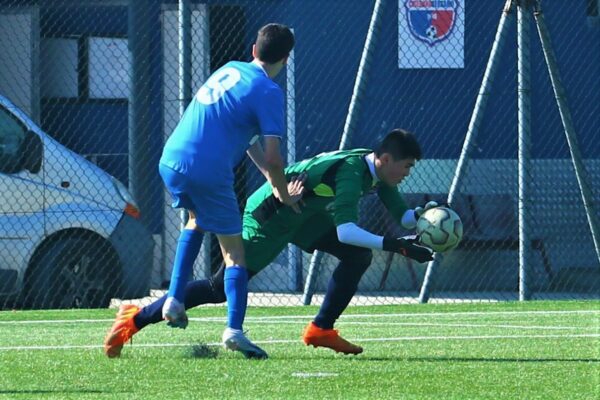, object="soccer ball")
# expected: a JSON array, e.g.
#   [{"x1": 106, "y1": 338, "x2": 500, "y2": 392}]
[
  {"x1": 425, "y1": 26, "x2": 438, "y2": 41},
  {"x1": 416, "y1": 206, "x2": 463, "y2": 252}
]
